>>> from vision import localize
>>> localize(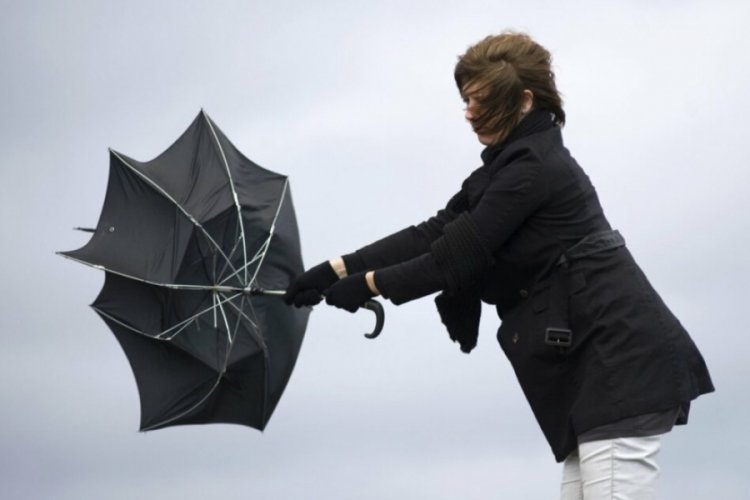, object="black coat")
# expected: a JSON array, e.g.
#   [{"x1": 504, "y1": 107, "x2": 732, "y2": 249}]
[{"x1": 346, "y1": 111, "x2": 714, "y2": 461}]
